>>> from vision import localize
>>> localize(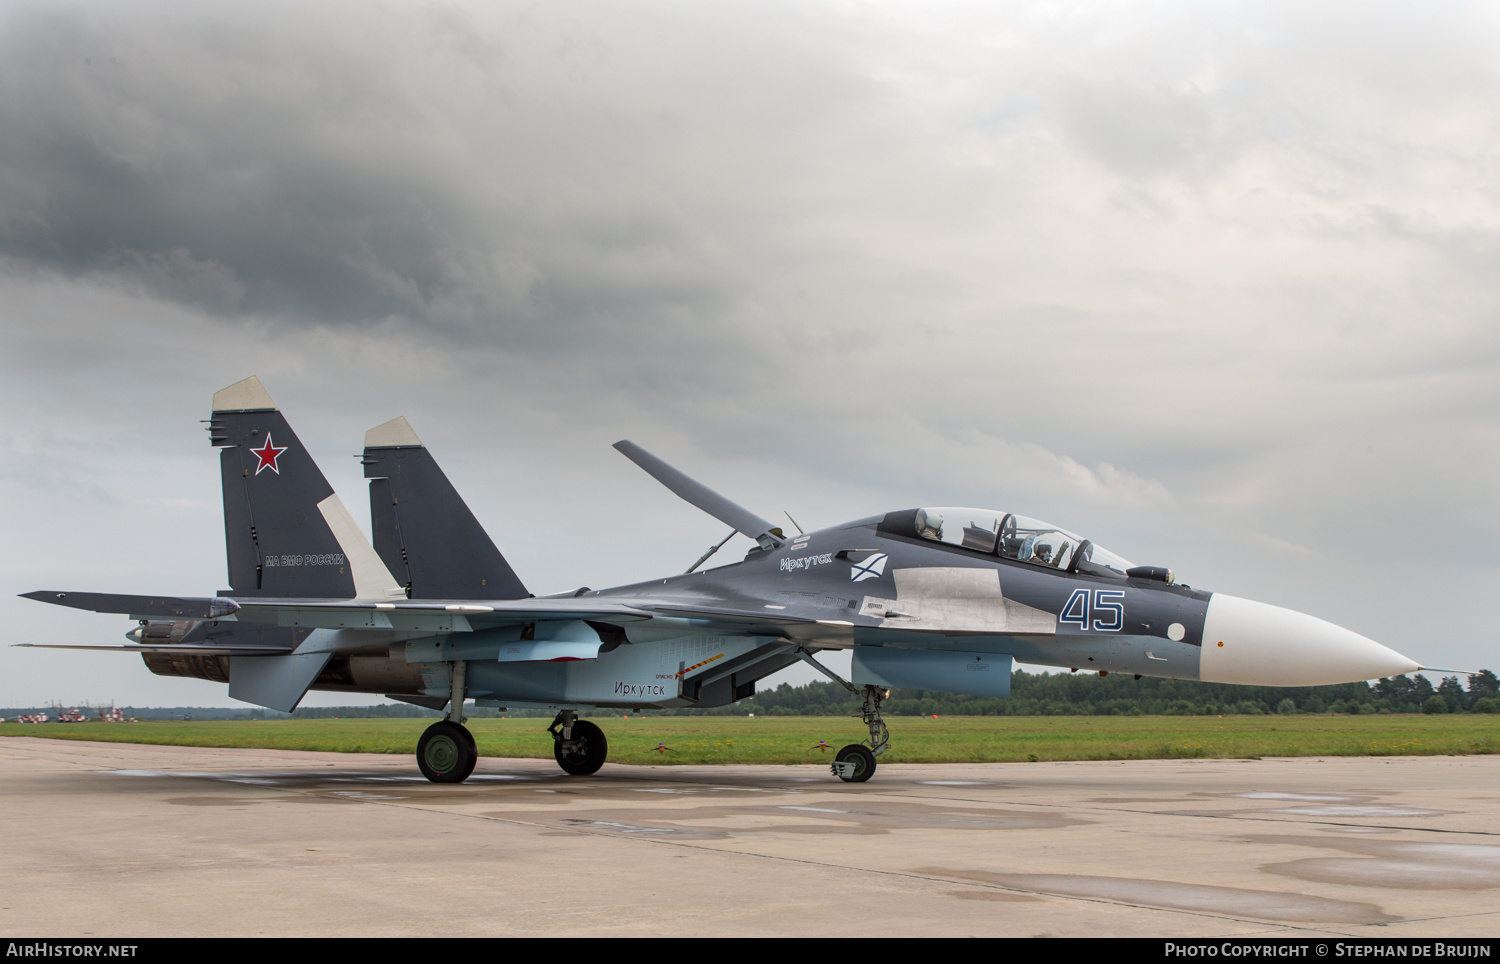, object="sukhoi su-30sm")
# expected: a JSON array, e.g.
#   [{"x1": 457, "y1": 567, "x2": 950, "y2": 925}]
[{"x1": 22, "y1": 377, "x2": 1423, "y2": 783}]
